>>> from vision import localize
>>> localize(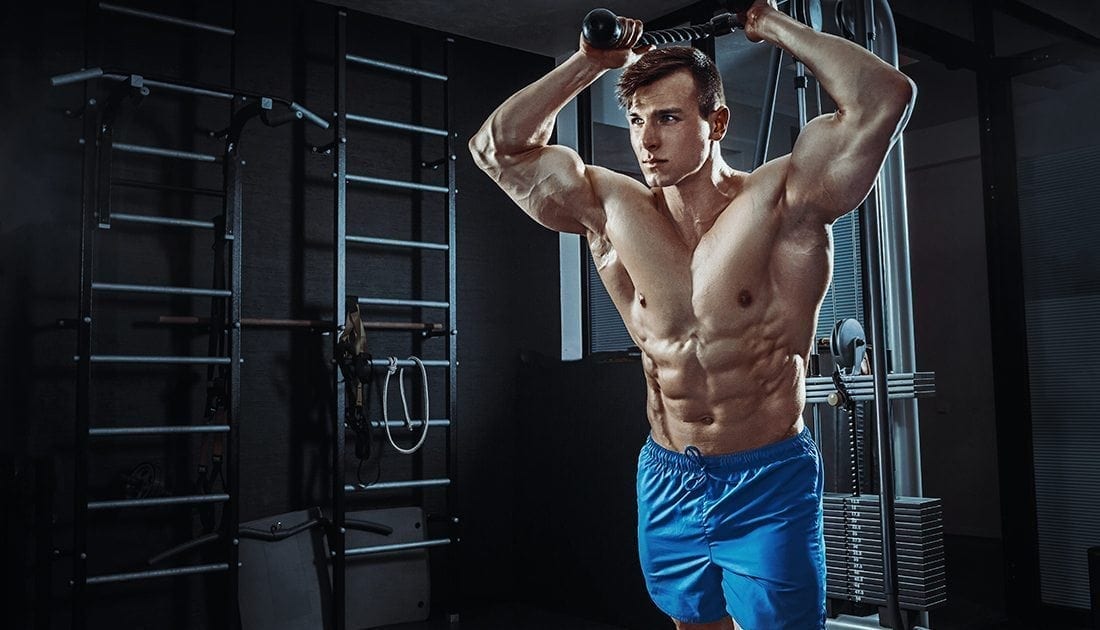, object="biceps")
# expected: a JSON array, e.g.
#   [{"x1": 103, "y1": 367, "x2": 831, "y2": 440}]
[{"x1": 494, "y1": 146, "x2": 601, "y2": 235}]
